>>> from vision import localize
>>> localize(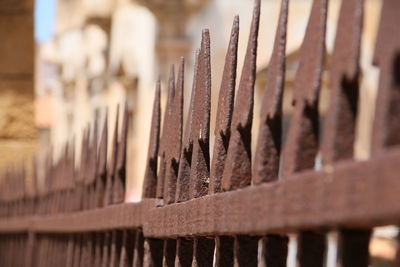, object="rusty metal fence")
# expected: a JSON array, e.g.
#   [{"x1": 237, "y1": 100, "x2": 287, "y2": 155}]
[{"x1": 1, "y1": 0, "x2": 400, "y2": 266}]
